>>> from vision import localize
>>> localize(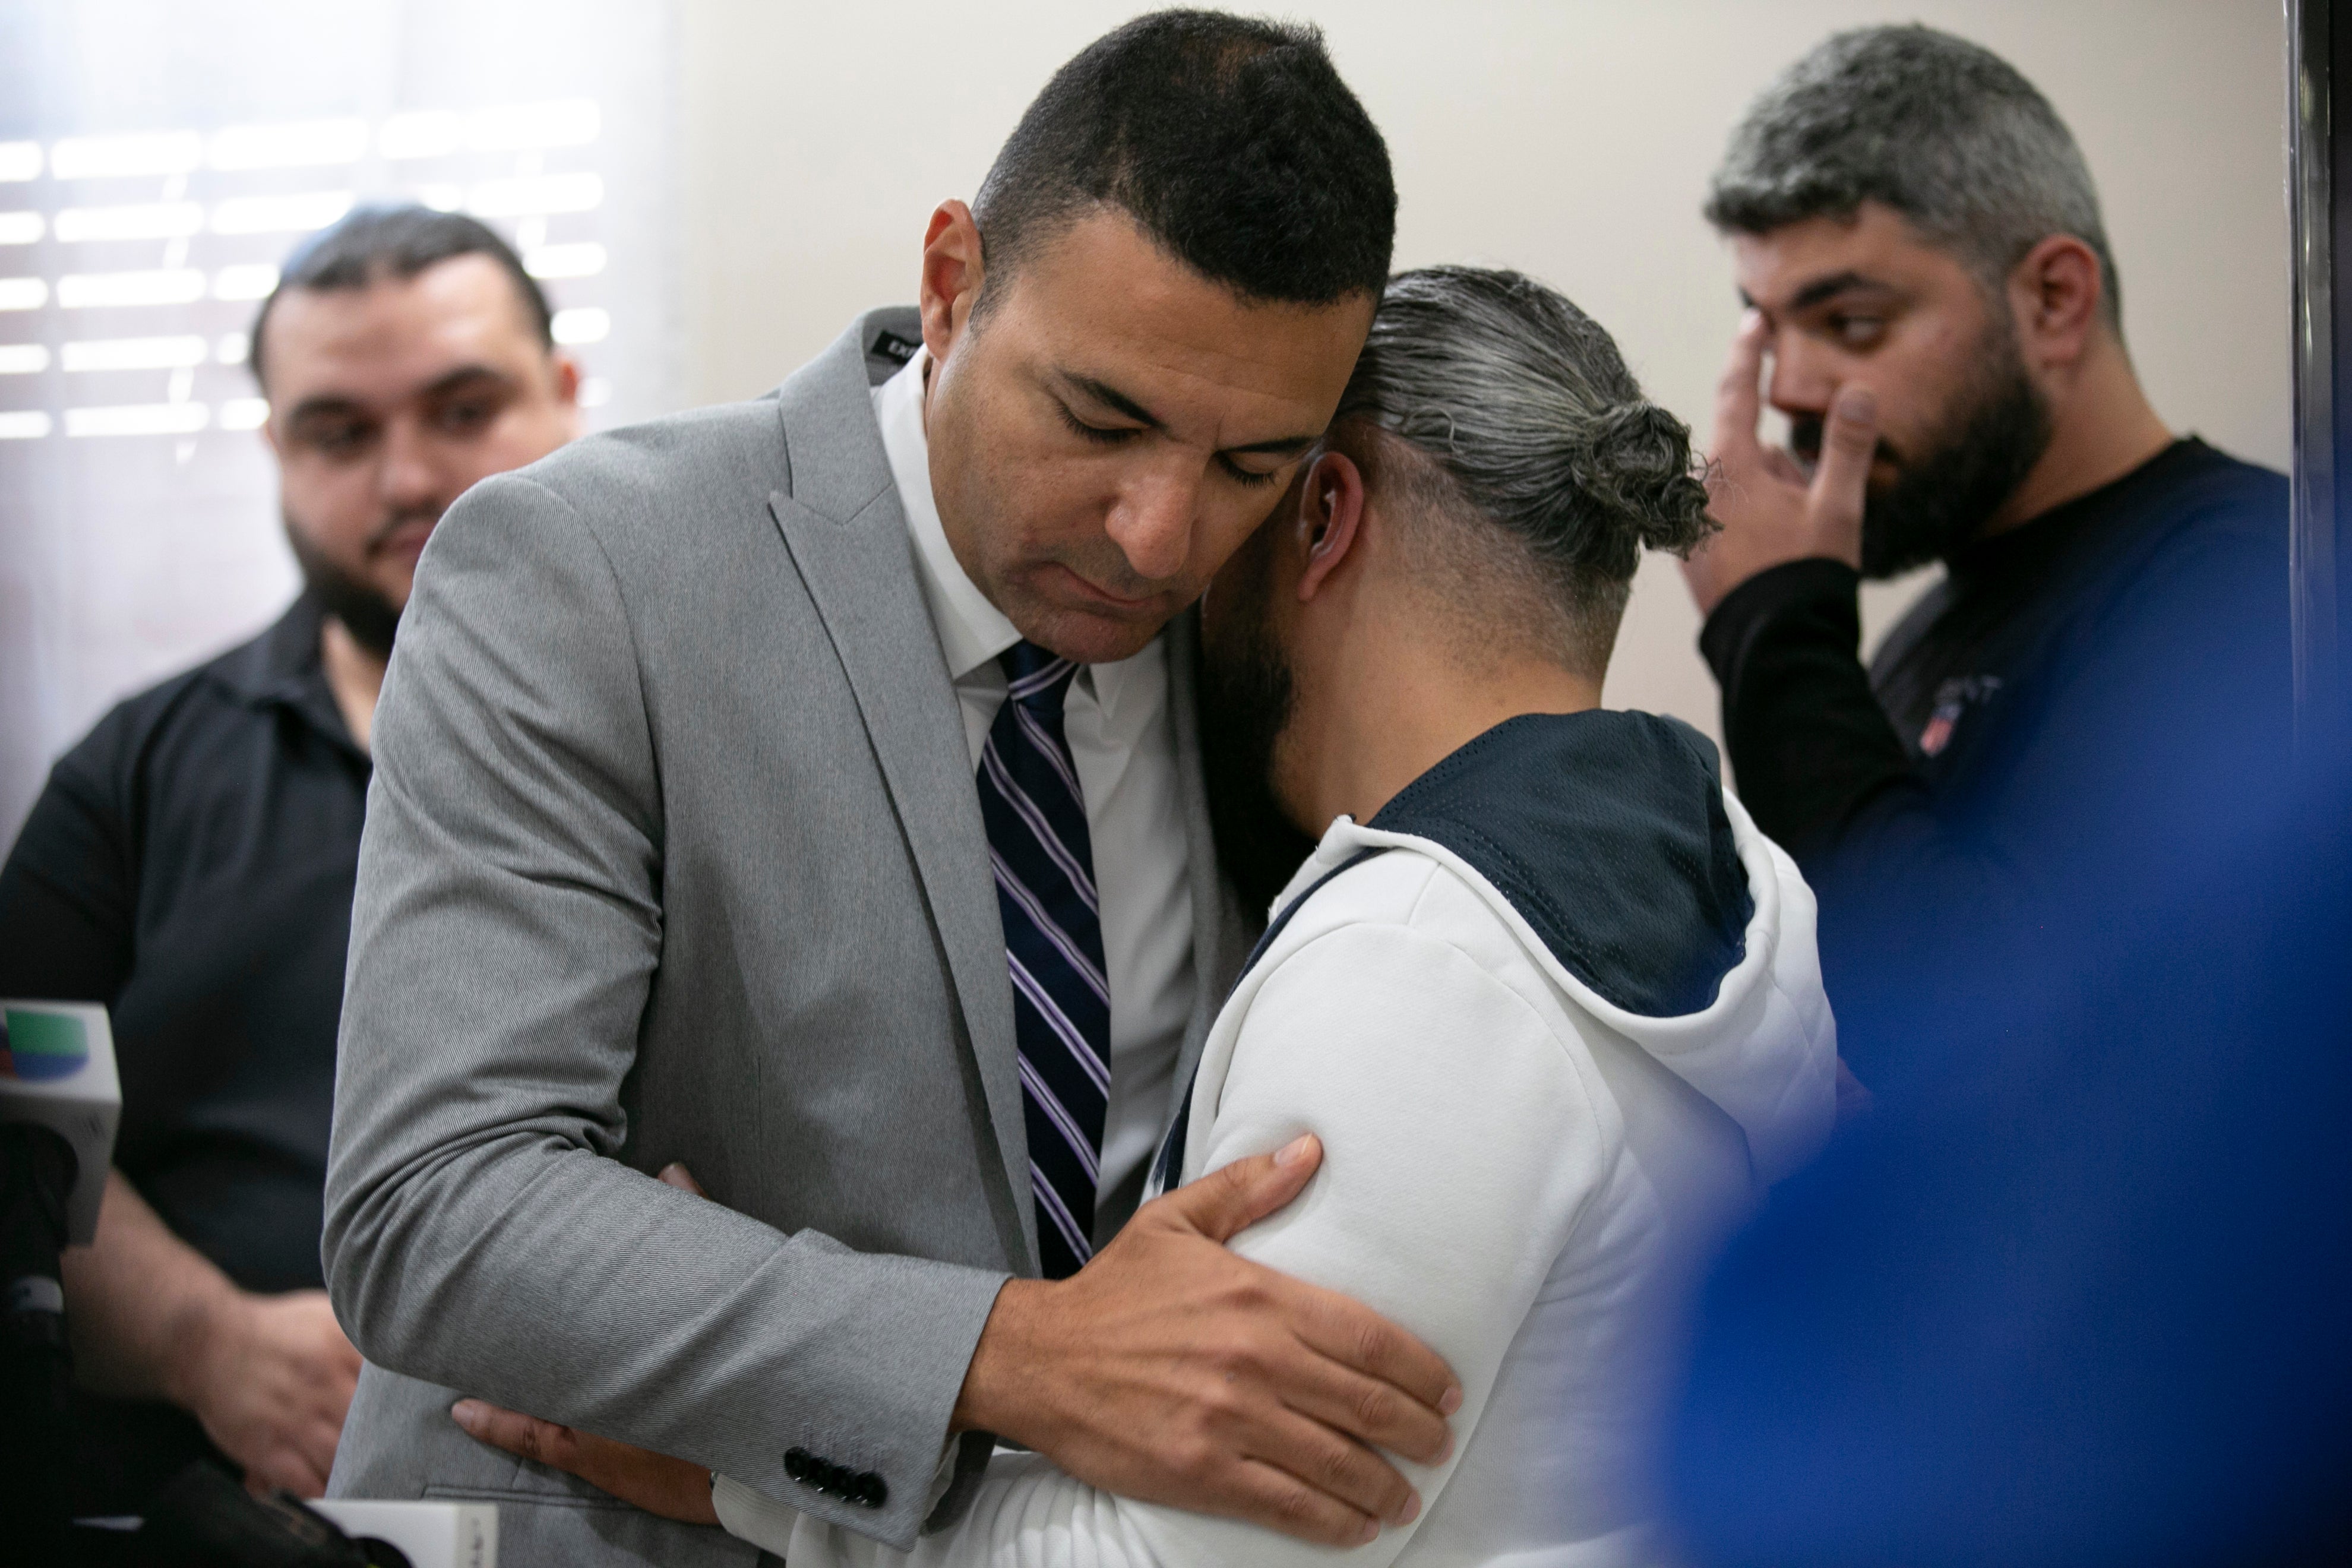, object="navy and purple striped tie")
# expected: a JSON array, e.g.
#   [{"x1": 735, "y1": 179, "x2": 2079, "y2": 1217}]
[{"x1": 977, "y1": 642, "x2": 1112, "y2": 1279}]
